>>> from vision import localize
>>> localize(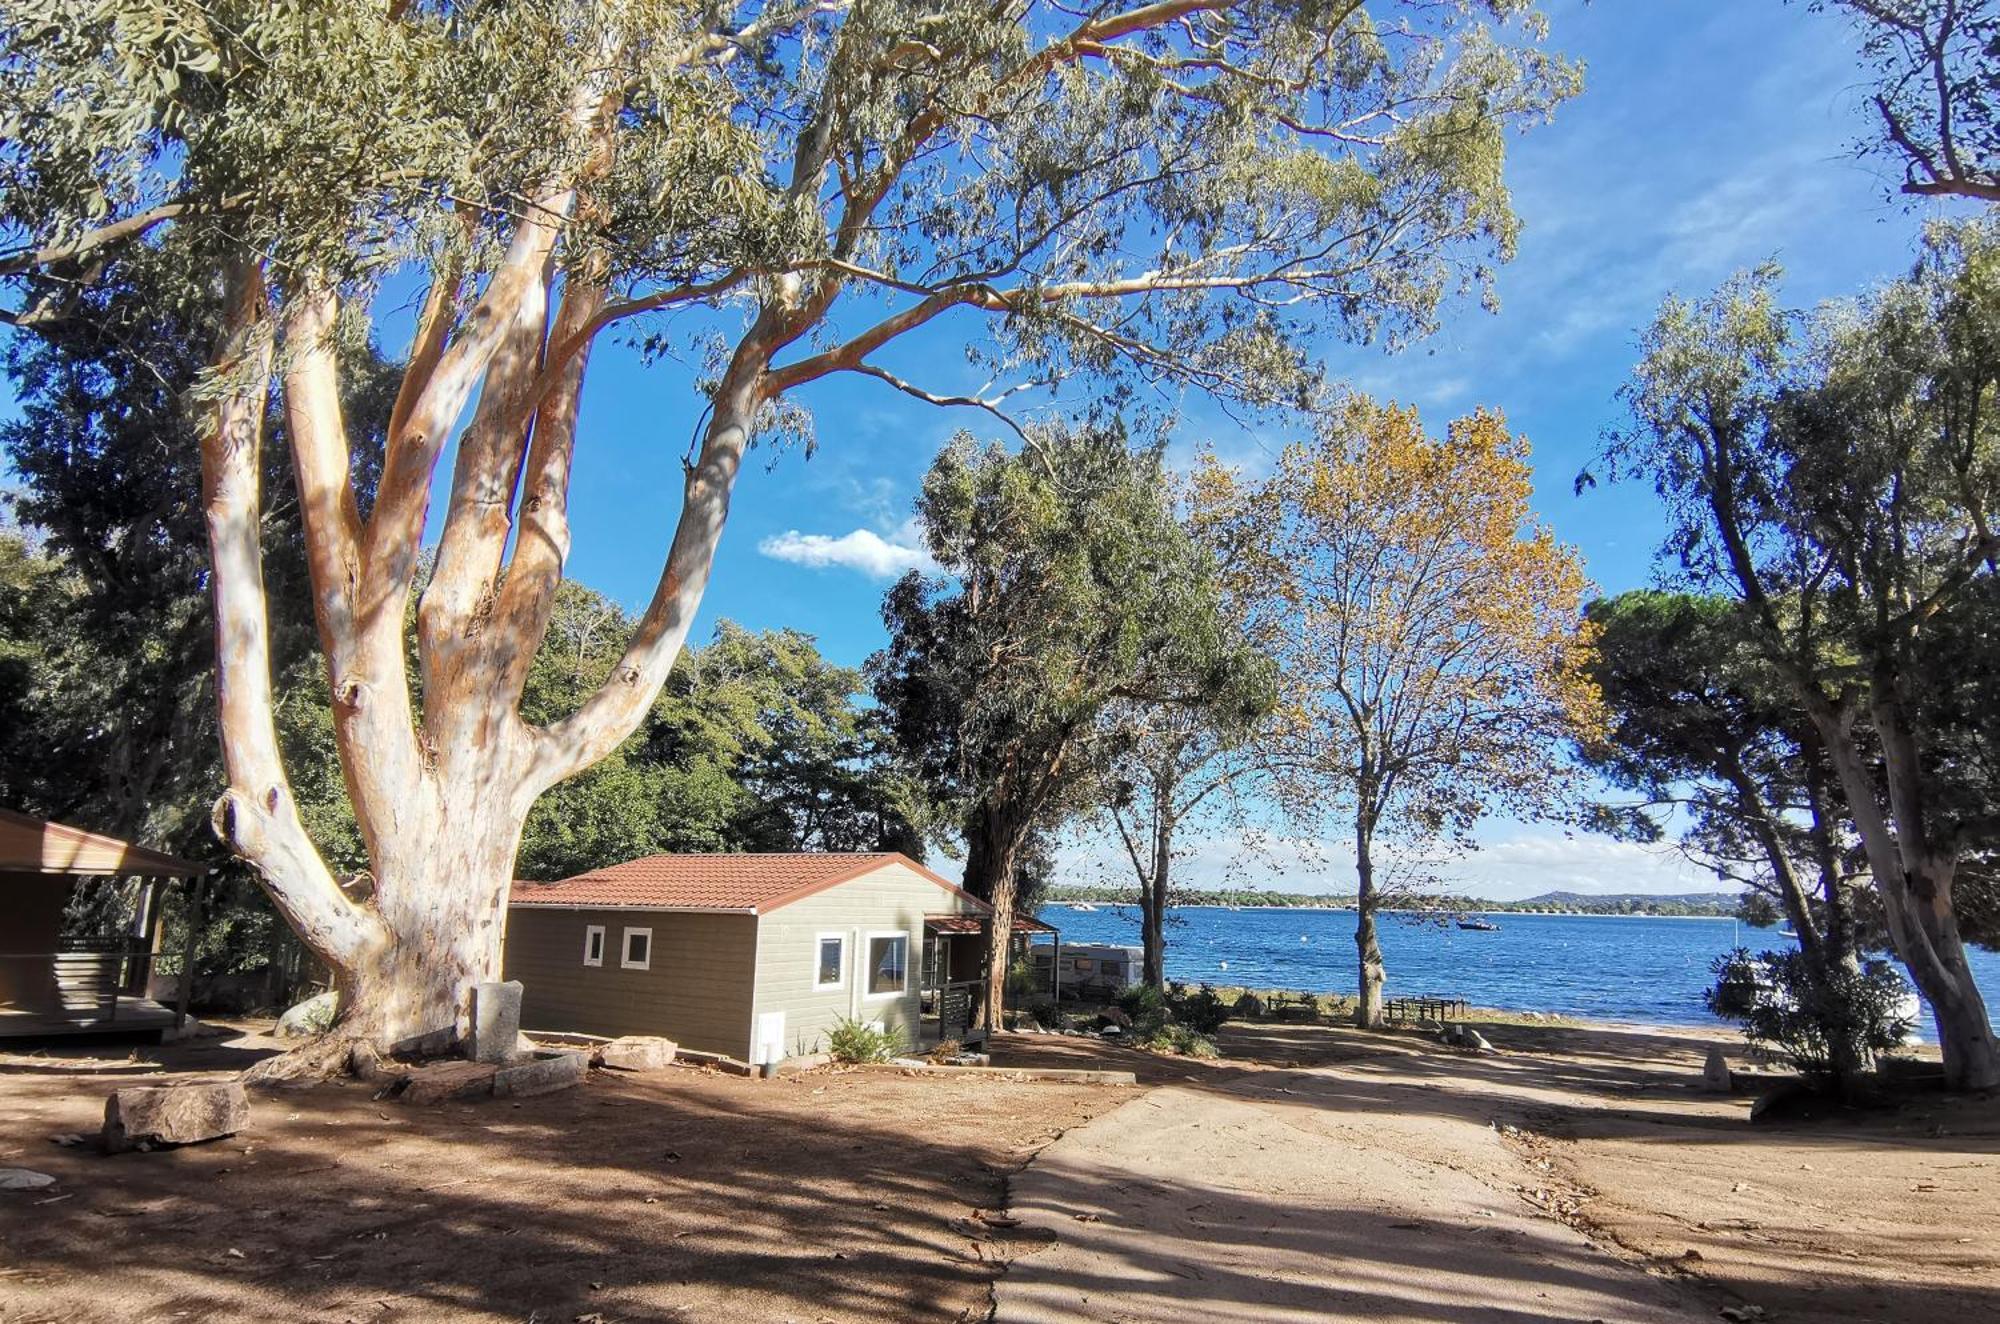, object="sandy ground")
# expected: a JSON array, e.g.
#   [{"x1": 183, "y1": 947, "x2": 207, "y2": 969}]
[
  {"x1": 987, "y1": 1021, "x2": 2000, "y2": 1324},
  {"x1": 0, "y1": 1027, "x2": 1128, "y2": 1323},
  {"x1": 2, "y1": 1018, "x2": 1995, "y2": 1323}
]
